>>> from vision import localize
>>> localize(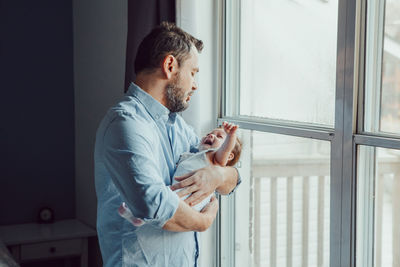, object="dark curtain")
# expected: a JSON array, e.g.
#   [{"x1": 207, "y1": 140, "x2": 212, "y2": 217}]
[{"x1": 124, "y1": 0, "x2": 176, "y2": 92}]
